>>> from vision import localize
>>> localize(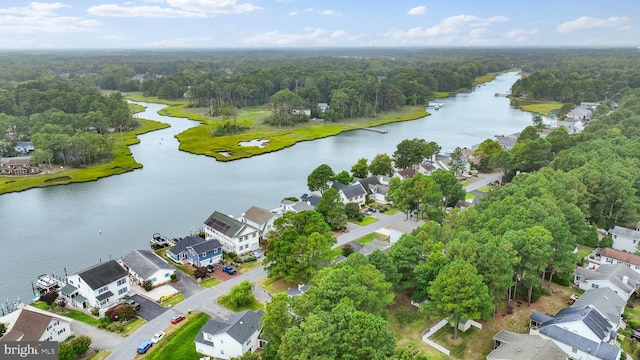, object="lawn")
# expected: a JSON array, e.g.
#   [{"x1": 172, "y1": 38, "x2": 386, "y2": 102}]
[
  {"x1": 217, "y1": 294, "x2": 265, "y2": 312},
  {"x1": 465, "y1": 193, "x2": 476, "y2": 201},
  {"x1": 355, "y1": 217, "x2": 379, "y2": 226},
  {"x1": 161, "y1": 293, "x2": 184, "y2": 307},
  {"x1": 199, "y1": 278, "x2": 221, "y2": 288},
  {"x1": 257, "y1": 276, "x2": 294, "y2": 294},
  {"x1": 122, "y1": 317, "x2": 146, "y2": 335},
  {"x1": 31, "y1": 302, "x2": 101, "y2": 326},
  {"x1": 87, "y1": 350, "x2": 111, "y2": 360},
  {"x1": 144, "y1": 312, "x2": 210, "y2": 360},
  {"x1": 355, "y1": 232, "x2": 389, "y2": 244}
]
